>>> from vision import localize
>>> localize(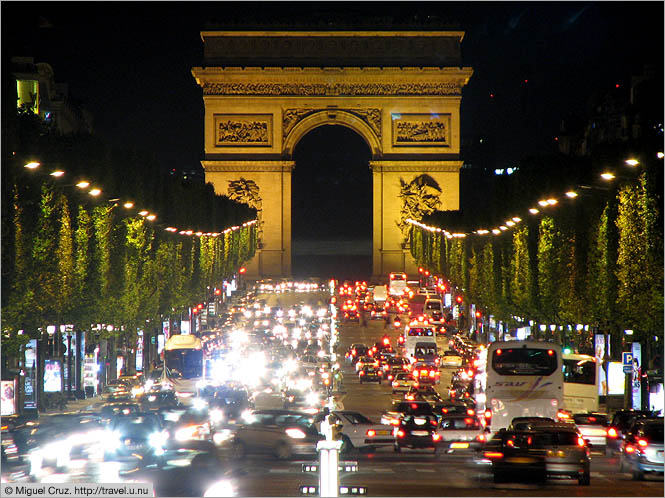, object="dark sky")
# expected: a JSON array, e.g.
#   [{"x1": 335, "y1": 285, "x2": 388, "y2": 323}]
[{"x1": 3, "y1": 1, "x2": 663, "y2": 242}]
